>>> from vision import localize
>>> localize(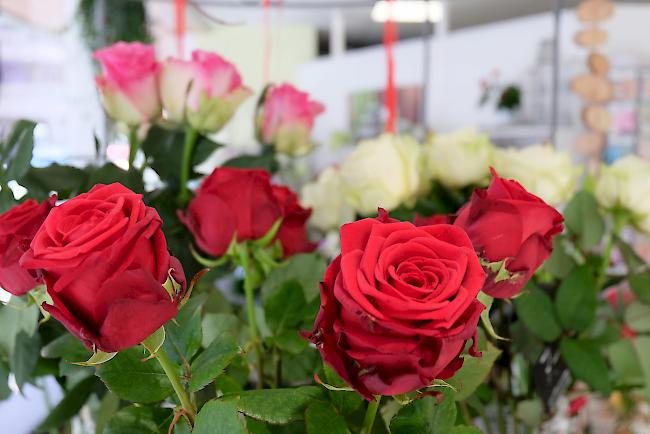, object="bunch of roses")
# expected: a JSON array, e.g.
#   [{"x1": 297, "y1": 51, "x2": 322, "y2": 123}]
[
  {"x1": 305, "y1": 169, "x2": 563, "y2": 398},
  {"x1": 94, "y1": 42, "x2": 323, "y2": 154}
]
